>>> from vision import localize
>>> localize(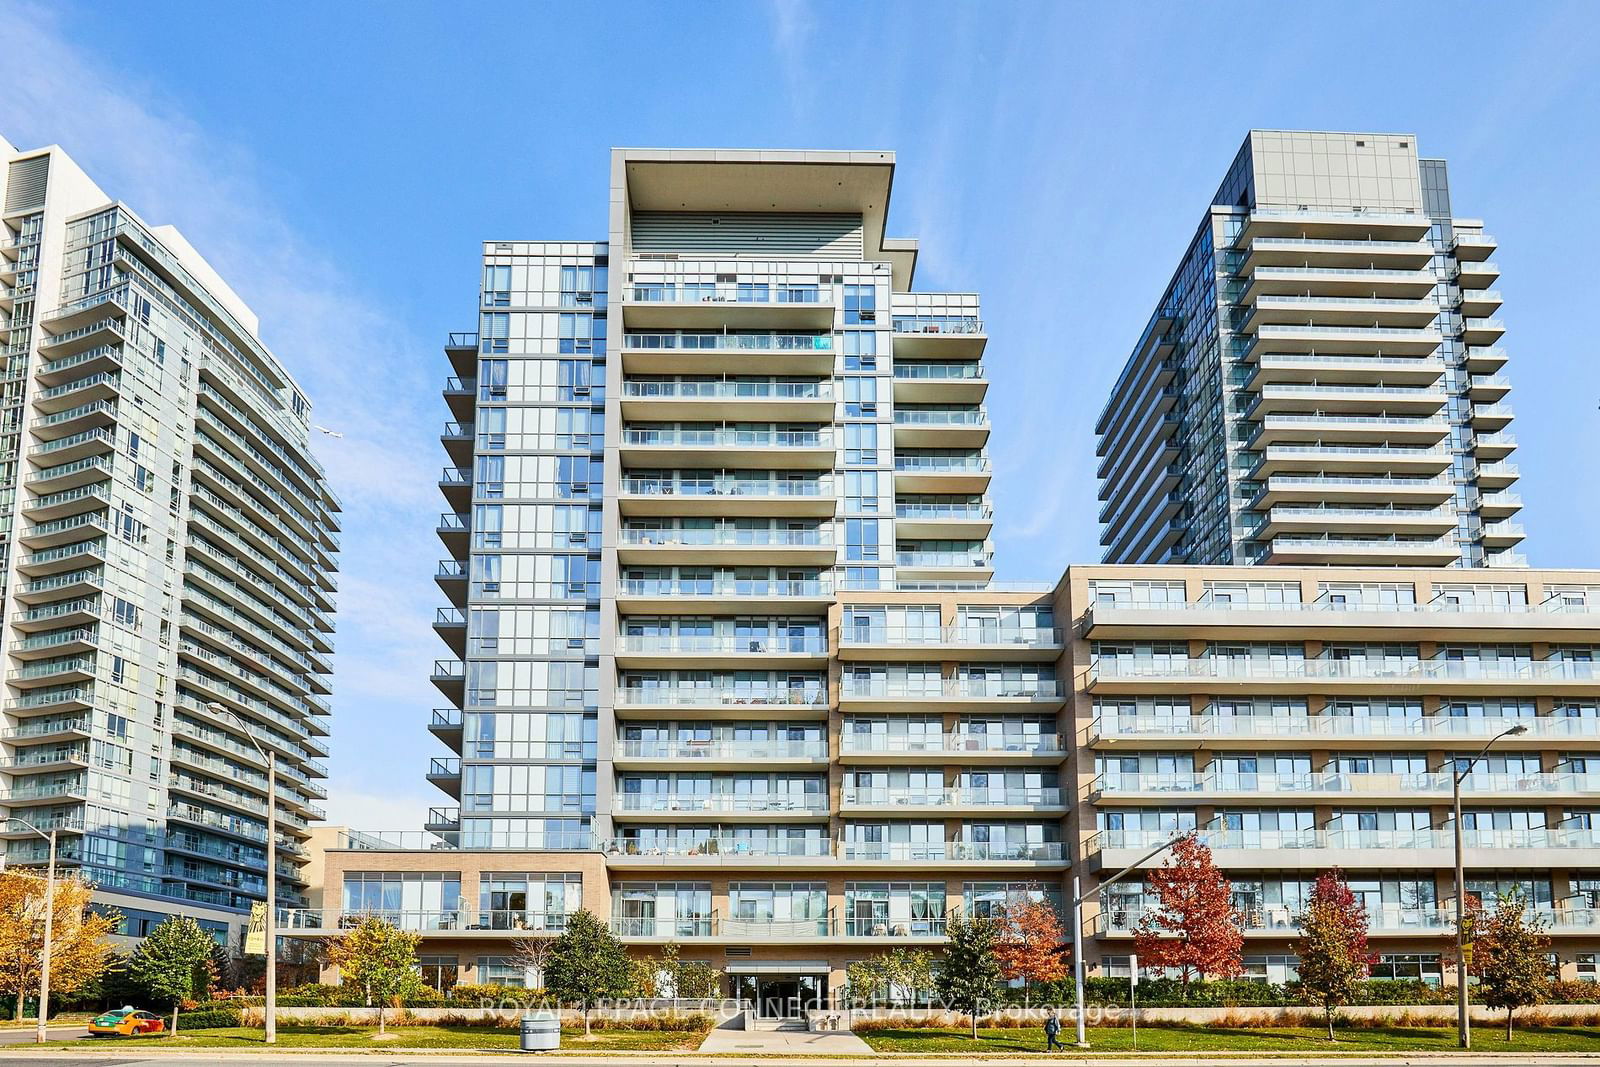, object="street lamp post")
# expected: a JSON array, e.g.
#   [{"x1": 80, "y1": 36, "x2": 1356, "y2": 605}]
[
  {"x1": 1070, "y1": 823, "x2": 1207, "y2": 1048},
  {"x1": 1452, "y1": 723, "x2": 1528, "y2": 1050},
  {"x1": 7, "y1": 817, "x2": 58, "y2": 1044},
  {"x1": 206, "y1": 701, "x2": 277, "y2": 1044}
]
